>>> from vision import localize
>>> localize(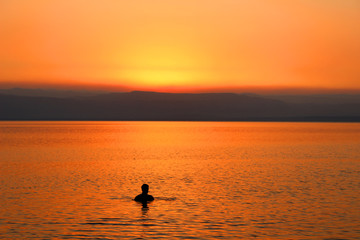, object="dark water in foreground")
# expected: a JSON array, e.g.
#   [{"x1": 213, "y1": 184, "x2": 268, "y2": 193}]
[{"x1": 1, "y1": 121, "x2": 360, "y2": 239}]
